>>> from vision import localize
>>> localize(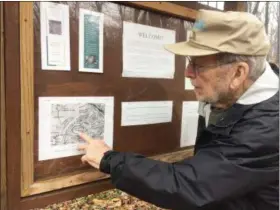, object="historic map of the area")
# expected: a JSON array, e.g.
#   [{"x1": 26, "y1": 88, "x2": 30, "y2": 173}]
[
  {"x1": 39, "y1": 97, "x2": 114, "y2": 161},
  {"x1": 50, "y1": 103, "x2": 105, "y2": 146}
]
